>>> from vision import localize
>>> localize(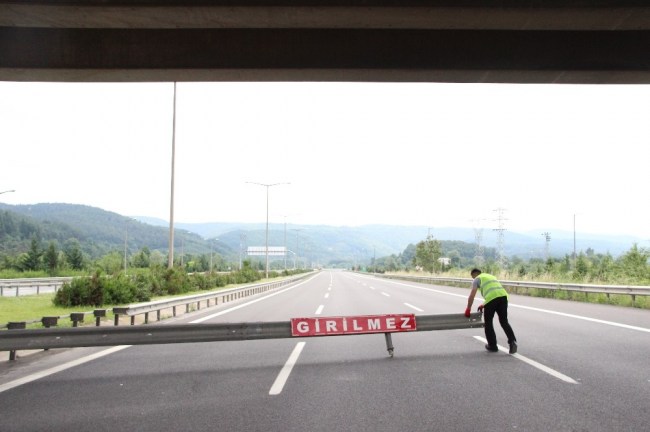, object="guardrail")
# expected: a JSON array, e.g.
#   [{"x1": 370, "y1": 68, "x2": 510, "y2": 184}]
[
  {"x1": 112, "y1": 274, "x2": 311, "y2": 325},
  {"x1": 0, "y1": 312, "x2": 484, "y2": 358},
  {"x1": 0, "y1": 277, "x2": 73, "y2": 297},
  {"x1": 377, "y1": 274, "x2": 650, "y2": 303},
  {"x1": 0, "y1": 272, "x2": 313, "y2": 359}
]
